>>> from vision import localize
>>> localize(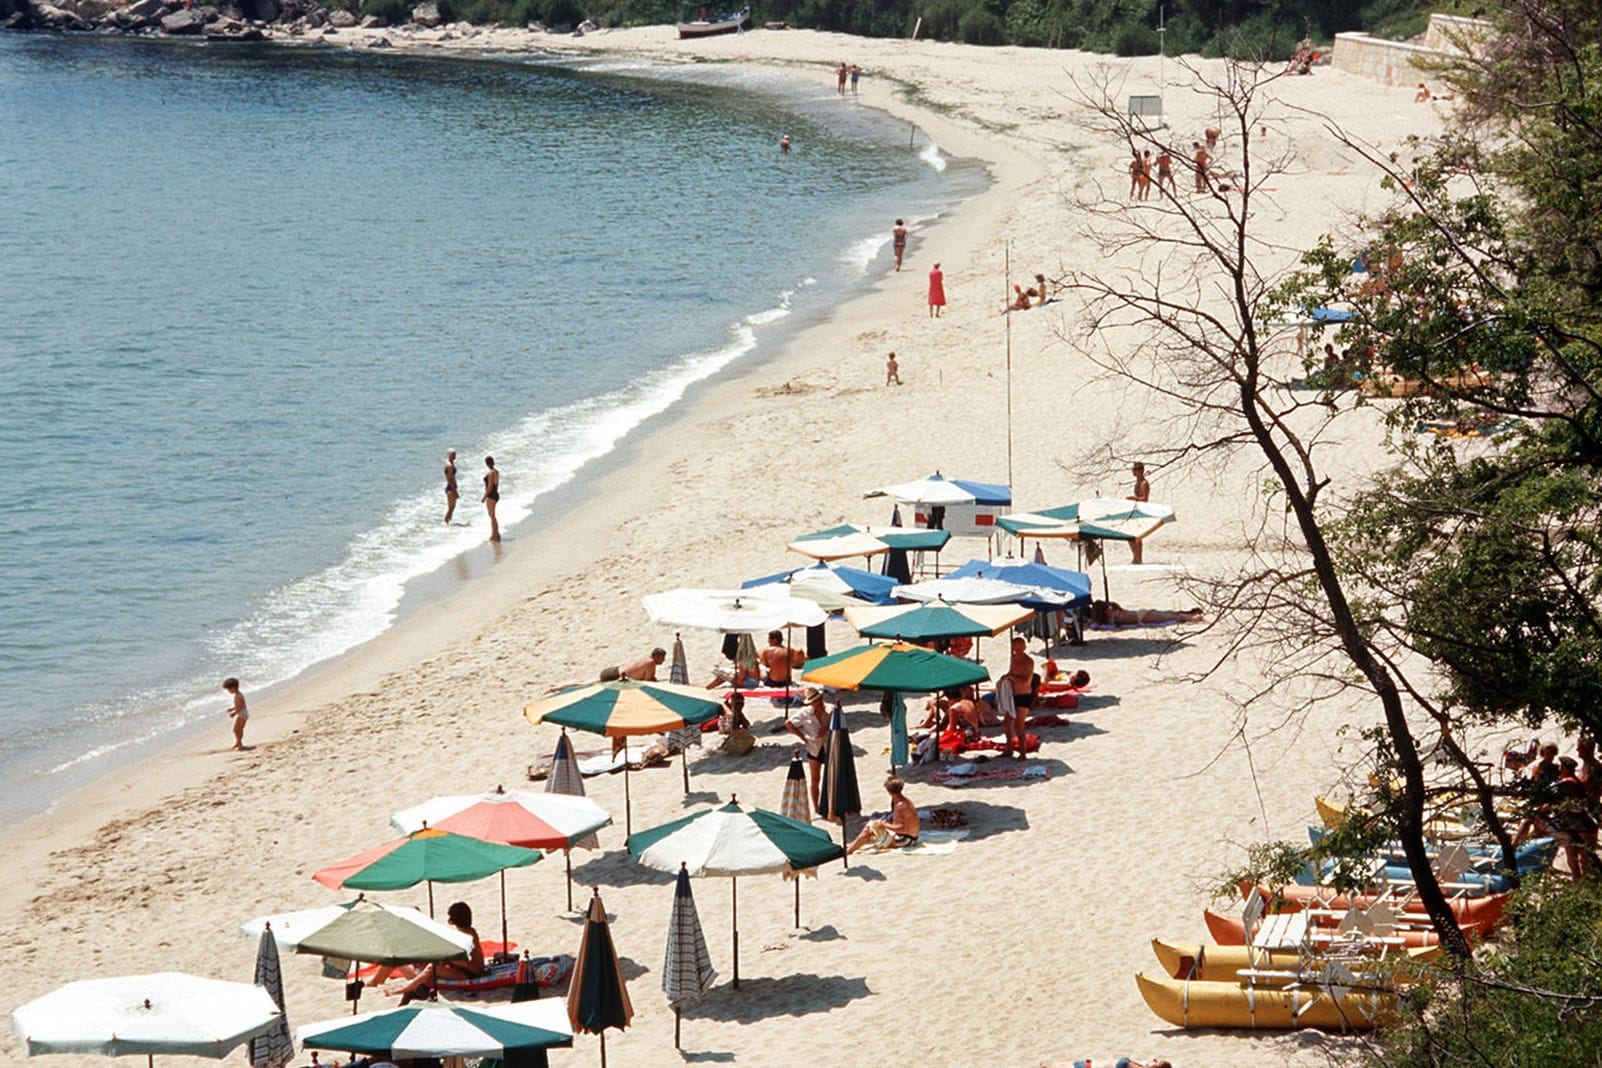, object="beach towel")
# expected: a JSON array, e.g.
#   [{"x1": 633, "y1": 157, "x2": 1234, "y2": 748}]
[
  {"x1": 930, "y1": 764, "x2": 1049, "y2": 786},
  {"x1": 1025, "y1": 713, "x2": 1071, "y2": 728},
  {"x1": 1088, "y1": 619, "x2": 1179, "y2": 630}
]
